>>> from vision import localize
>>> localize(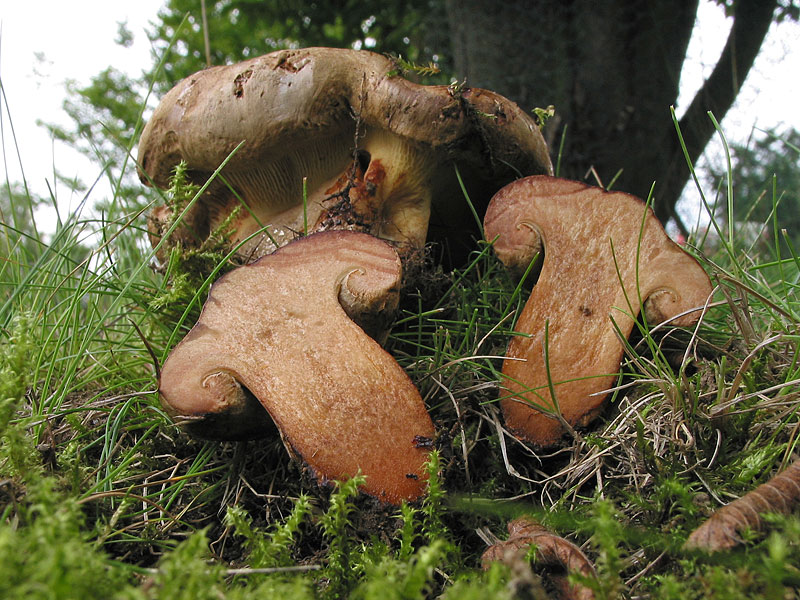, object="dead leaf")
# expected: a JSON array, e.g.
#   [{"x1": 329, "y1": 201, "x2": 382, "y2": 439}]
[
  {"x1": 685, "y1": 457, "x2": 800, "y2": 551},
  {"x1": 482, "y1": 516, "x2": 598, "y2": 600}
]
